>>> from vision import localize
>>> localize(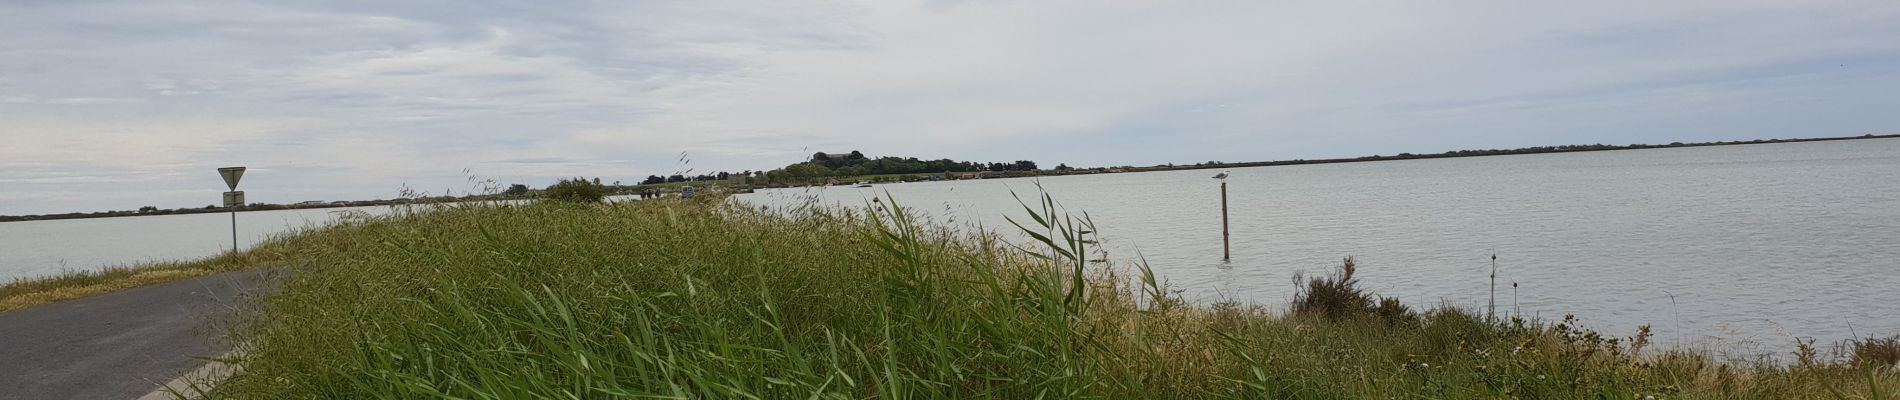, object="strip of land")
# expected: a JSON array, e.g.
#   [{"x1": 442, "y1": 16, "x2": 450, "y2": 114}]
[{"x1": 5, "y1": 133, "x2": 1892, "y2": 223}]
